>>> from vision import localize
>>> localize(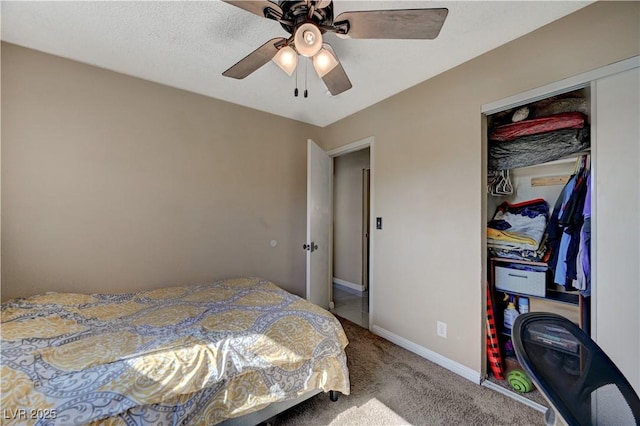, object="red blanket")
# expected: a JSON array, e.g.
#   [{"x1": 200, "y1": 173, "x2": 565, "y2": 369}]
[{"x1": 490, "y1": 112, "x2": 586, "y2": 141}]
